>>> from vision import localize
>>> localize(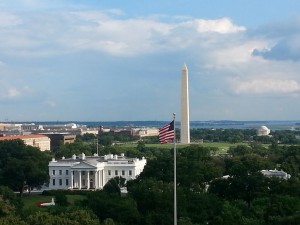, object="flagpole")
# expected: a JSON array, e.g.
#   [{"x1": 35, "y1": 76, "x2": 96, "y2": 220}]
[{"x1": 173, "y1": 112, "x2": 177, "y2": 225}]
